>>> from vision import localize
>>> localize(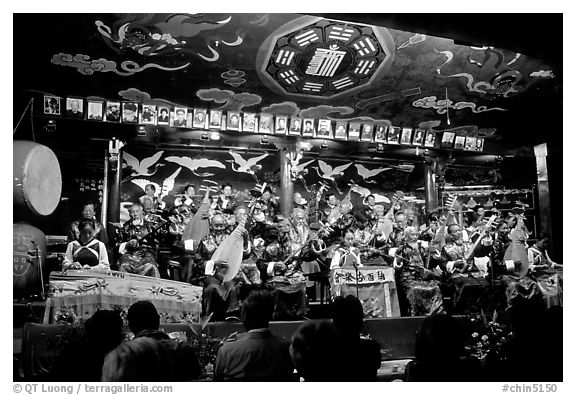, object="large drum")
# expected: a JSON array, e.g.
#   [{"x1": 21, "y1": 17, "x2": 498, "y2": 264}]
[
  {"x1": 13, "y1": 223, "x2": 47, "y2": 298},
  {"x1": 13, "y1": 140, "x2": 62, "y2": 218}
]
